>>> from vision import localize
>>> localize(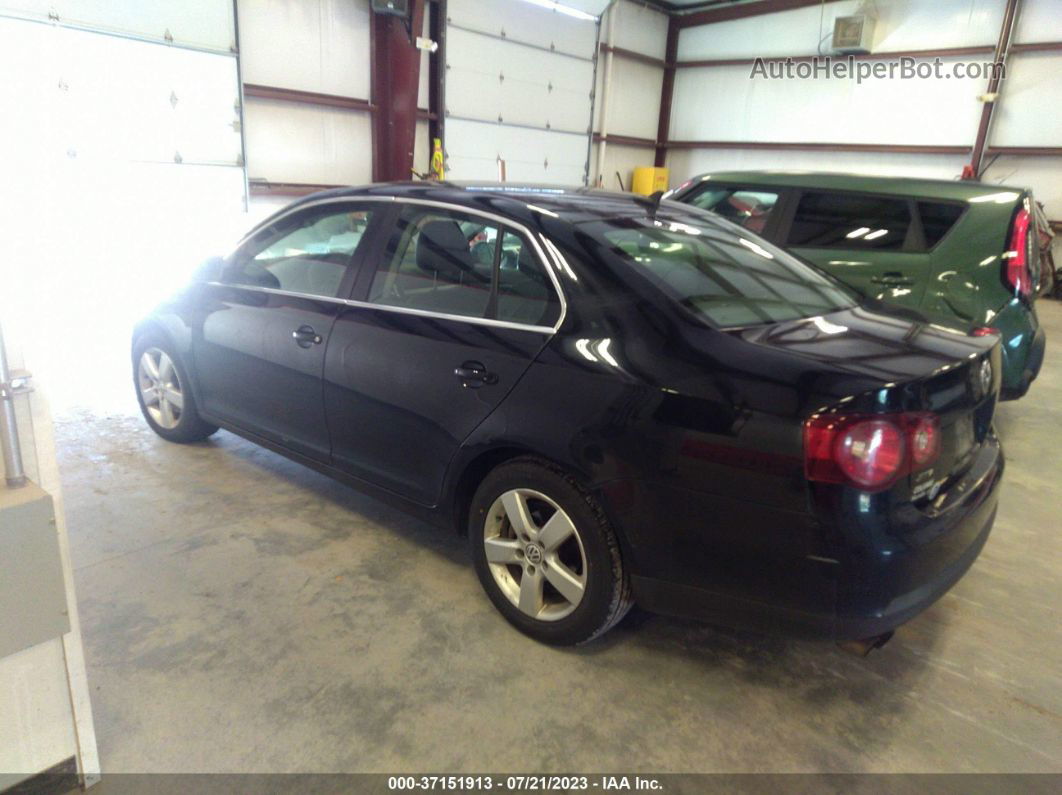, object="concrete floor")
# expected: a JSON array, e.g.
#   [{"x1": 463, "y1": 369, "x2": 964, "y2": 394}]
[{"x1": 56, "y1": 303, "x2": 1062, "y2": 774}]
